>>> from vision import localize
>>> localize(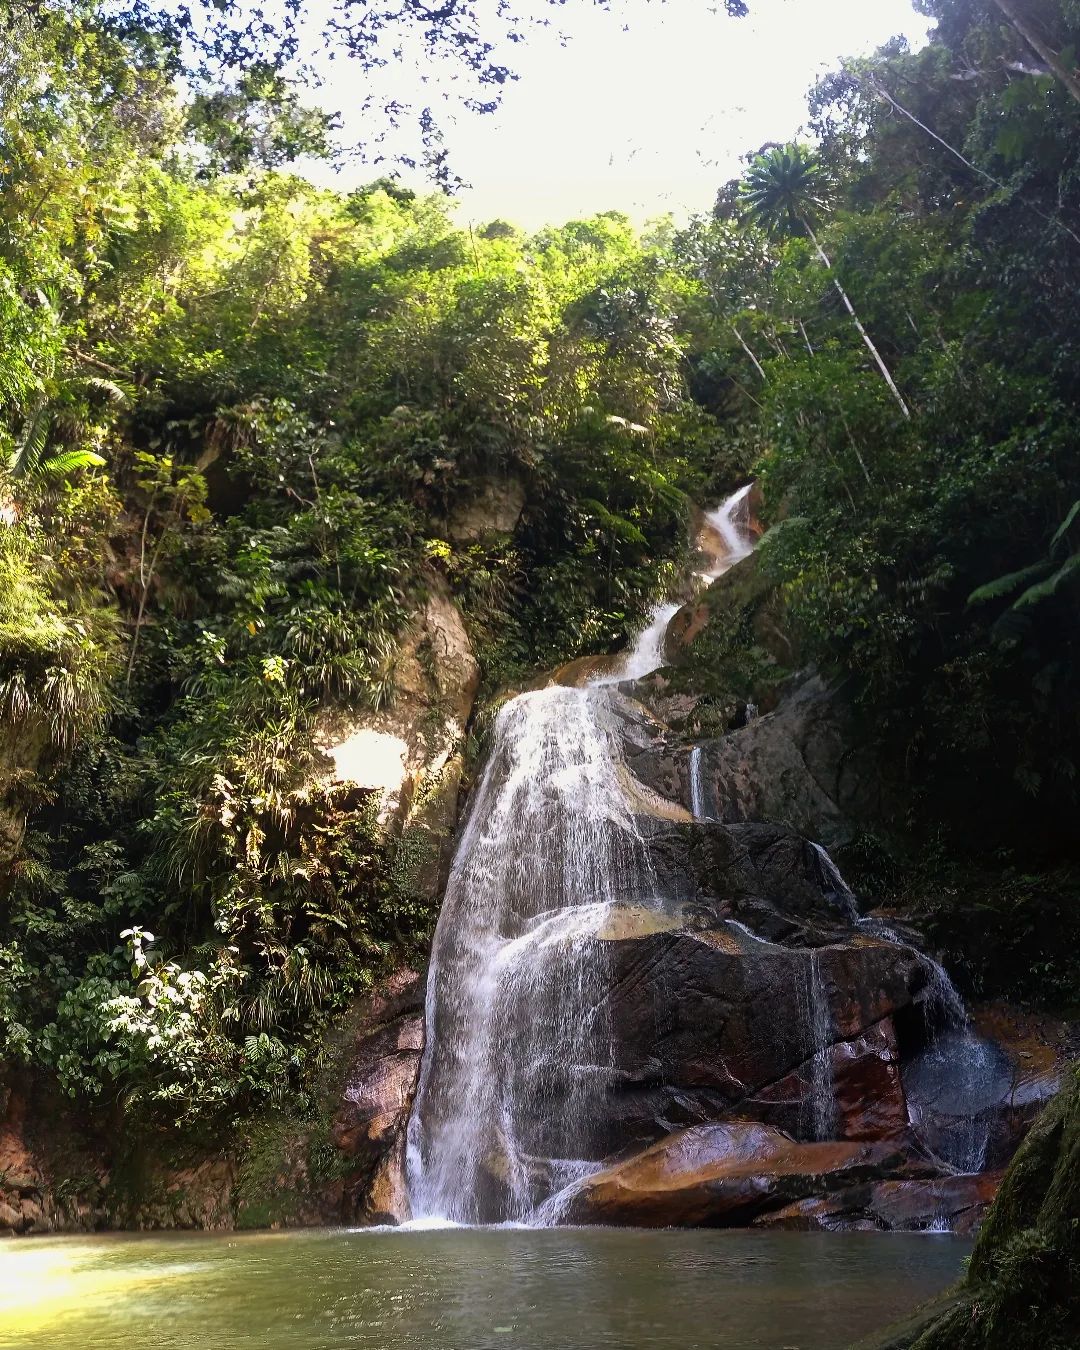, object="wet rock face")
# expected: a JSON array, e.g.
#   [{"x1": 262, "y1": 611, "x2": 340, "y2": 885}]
[
  {"x1": 598, "y1": 919, "x2": 925, "y2": 1153},
  {"x1": 508, "y1": 688, "x2": 1065, "y2": 1234},
  {"x1": 631, "y1": 673, "x2": 894, "y2": 851},
  {"x1": 564, "y1": 1122, "x2": 920, "y2": 1228},
  {"x1": 330, "y1": 969, "x2": 425, "y2": 1224}
]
